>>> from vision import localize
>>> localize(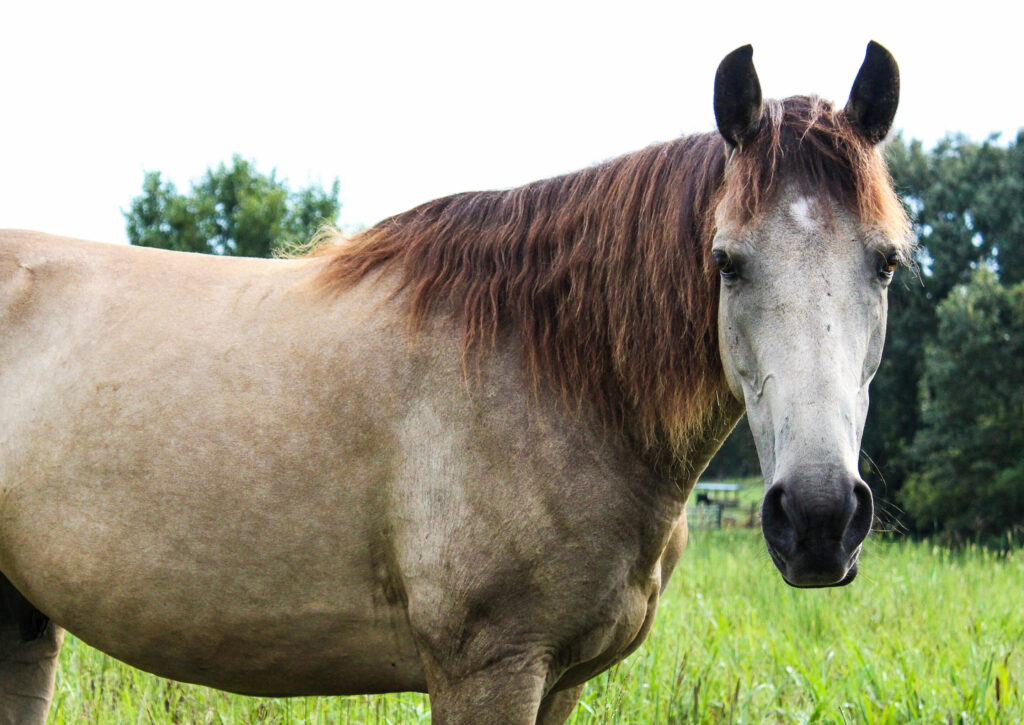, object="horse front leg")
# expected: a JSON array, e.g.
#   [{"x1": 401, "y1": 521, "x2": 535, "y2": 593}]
[
  {"x1": 0, "y1": 613, "x2": 64, "y2": 725},
  {"x1": 536, "y1": 683, "x2": 584, "y2": 725},
  {"x1": 421, "y1": 655, "x2": 549, "y2": 725}
]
